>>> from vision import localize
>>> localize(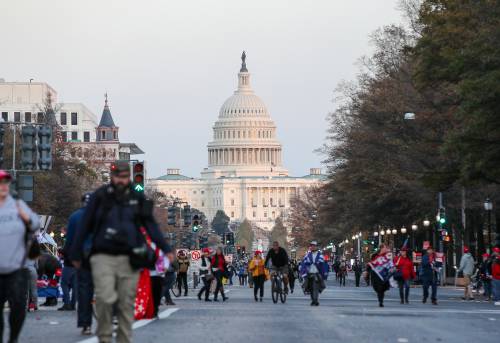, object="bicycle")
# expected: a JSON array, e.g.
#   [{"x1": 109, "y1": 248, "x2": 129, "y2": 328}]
[{"x1": 271, "y1": 270, "x2": 287, "y2": 304}]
